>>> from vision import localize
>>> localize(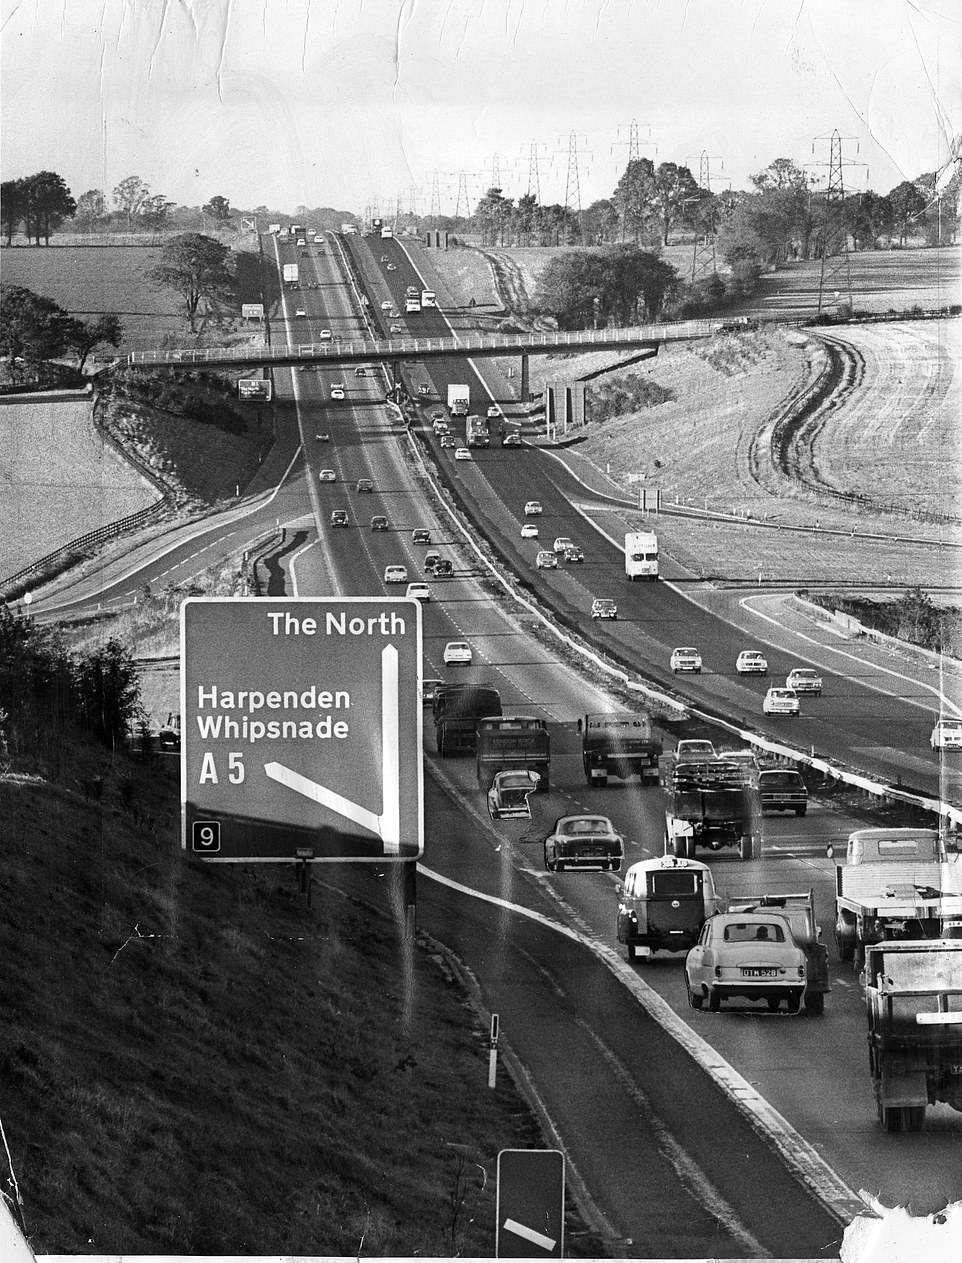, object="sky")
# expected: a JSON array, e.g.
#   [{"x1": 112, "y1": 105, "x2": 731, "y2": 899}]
[{"x1": 1, "y1": 0, "x2": 960, "y2": 218}]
